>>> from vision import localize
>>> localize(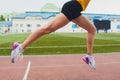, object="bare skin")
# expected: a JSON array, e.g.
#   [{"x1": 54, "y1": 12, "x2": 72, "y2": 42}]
[{"x1": 21, "y1": 13, "x2": 96, "y2": 55}]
